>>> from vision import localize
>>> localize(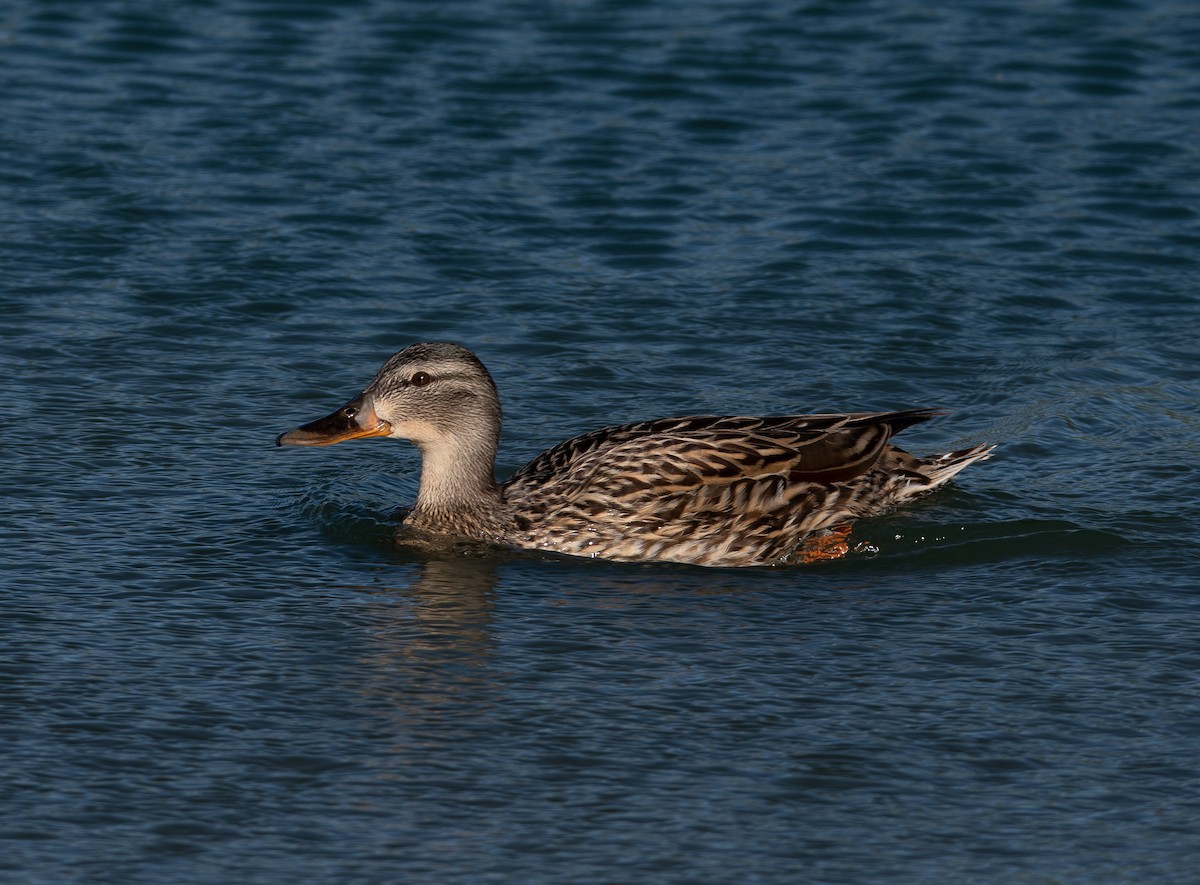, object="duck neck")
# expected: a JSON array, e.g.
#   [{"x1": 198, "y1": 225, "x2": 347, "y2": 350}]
[{"x1": 409, "y1": 430, "x2": 506, "y2": 534}]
